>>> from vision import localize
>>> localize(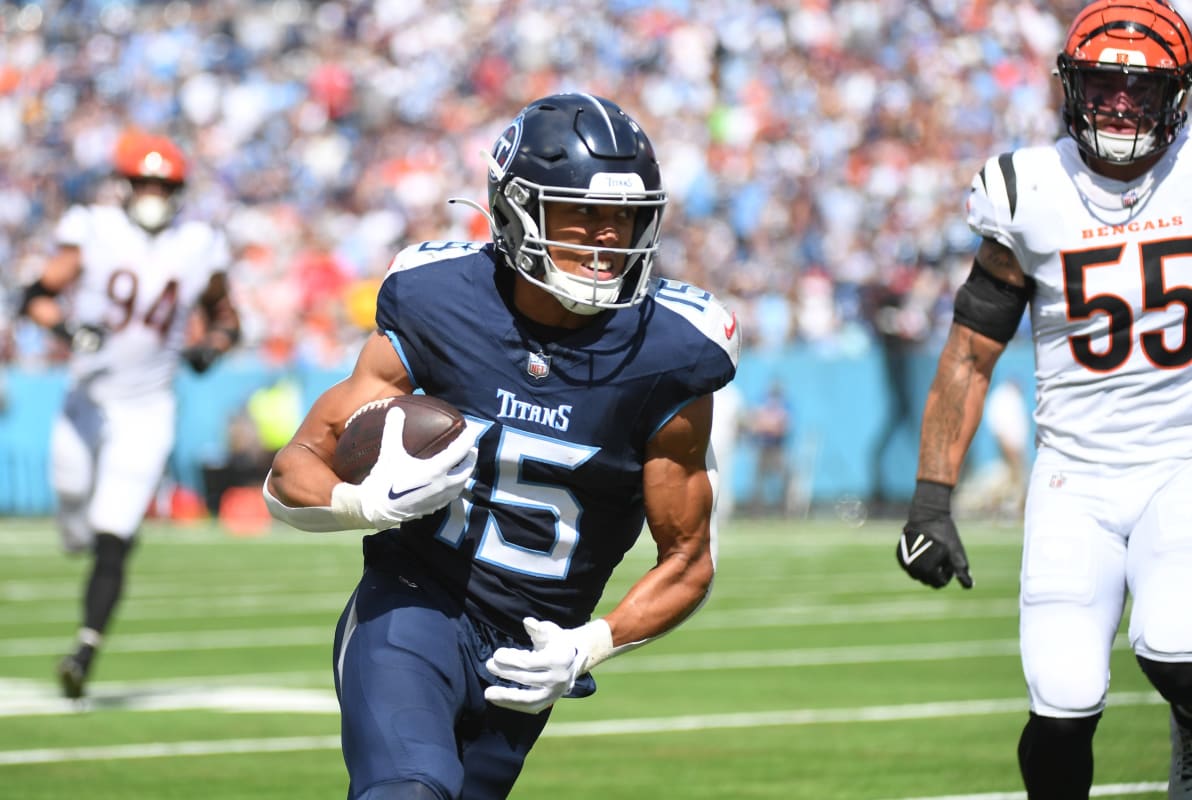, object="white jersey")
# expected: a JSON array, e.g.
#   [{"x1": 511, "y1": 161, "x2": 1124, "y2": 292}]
[
  {"x1": 55, "y1": 204, "x2": 230, "y2": 401},
  {"x1": 967, "y1": 134, "x2": 1192, "y2": 465}
]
